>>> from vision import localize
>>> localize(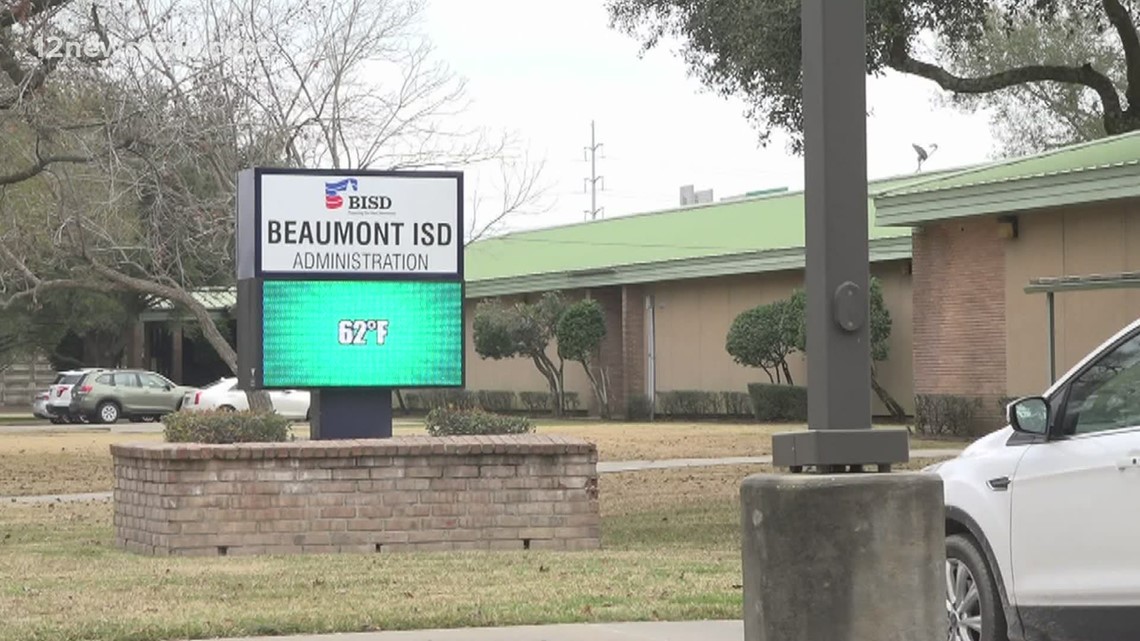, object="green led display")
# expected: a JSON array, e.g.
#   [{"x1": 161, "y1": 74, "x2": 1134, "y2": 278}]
[{"x1": 261, "y1": 280, "x2": 463, "y2": 388}]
